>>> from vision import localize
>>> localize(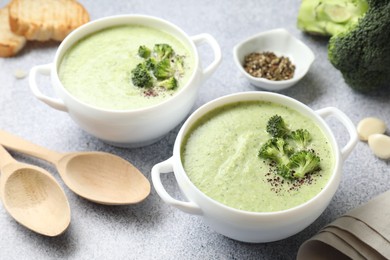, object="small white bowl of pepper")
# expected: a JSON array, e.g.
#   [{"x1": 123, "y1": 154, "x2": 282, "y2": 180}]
[{"x1": 233, "y1": 28, "x2": 315, "y2": 91}]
